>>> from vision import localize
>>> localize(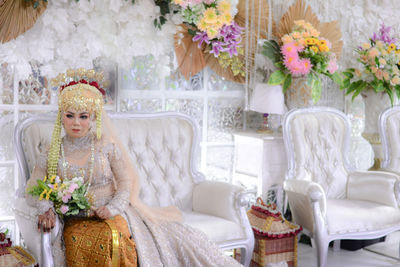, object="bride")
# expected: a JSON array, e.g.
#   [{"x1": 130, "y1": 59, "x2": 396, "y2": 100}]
[{"x1": 25, "y1": 68, "x2": 243, "y2": 267}]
